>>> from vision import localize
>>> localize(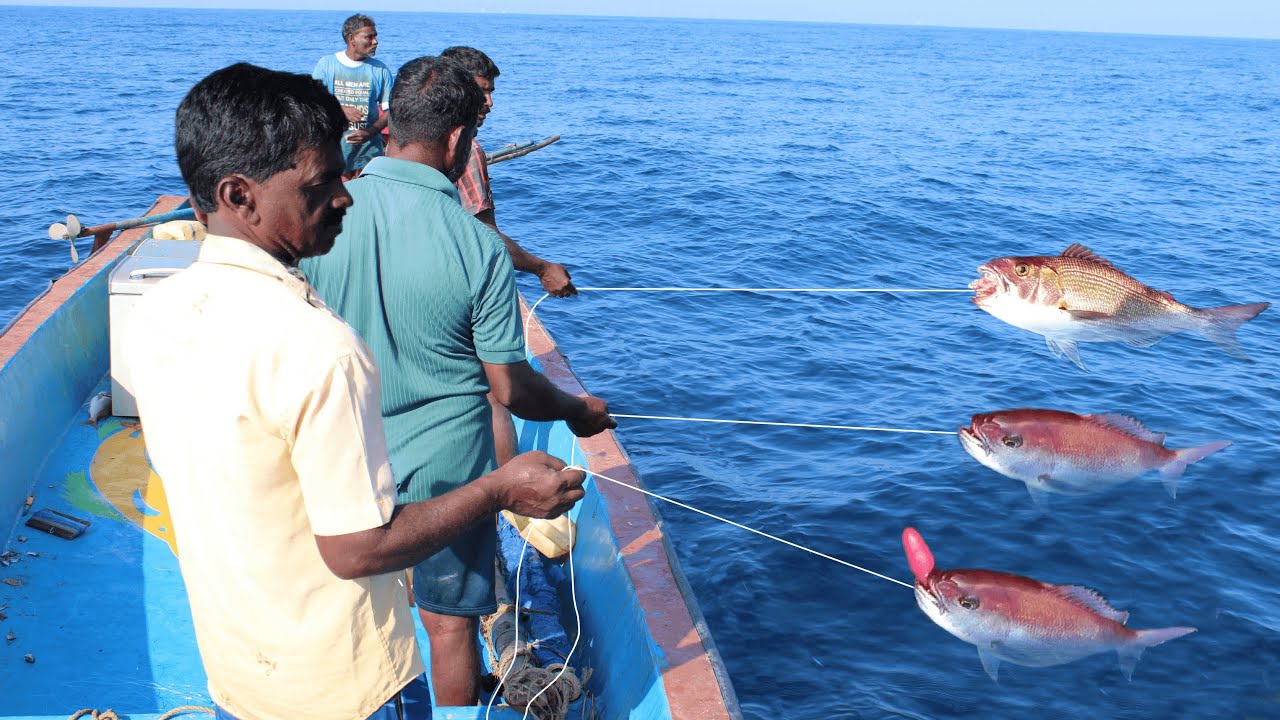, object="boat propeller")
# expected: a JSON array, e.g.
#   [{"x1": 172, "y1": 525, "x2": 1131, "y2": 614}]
[
  {"x1": 45, "y1": 206, "x2": 199, "y2": 265},
  {"x1": 48, "y1": 214, "x2": 83, "y2": 263}
]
